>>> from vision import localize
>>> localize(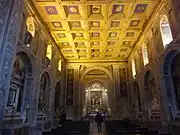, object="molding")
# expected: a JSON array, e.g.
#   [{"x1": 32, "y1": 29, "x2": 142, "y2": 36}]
[
  {"x1": 26, "y1": 0, "x2": 65, "y2": 60},
  {"x1": 129, "y1": 0, "x2": 168, "y2": 58},
  {"x1": 80, "y1": 66, "x2": 113, "y2": 81}
]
